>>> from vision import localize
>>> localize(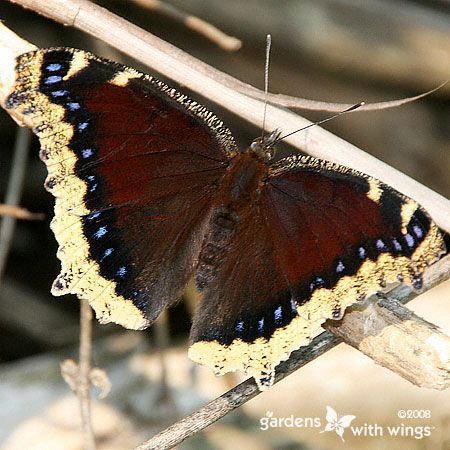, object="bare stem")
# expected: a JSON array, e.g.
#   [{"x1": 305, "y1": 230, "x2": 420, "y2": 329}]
[
  {"x1": 78, "y1": 299, "x2": 96, "y2": 450},
  {"x1": 130, "y1": 0, "x2": 241, "y2": 51},
  {"x1": 0, "y1": 204, "x2": 44, "y2": 220},
  {"x1": 0, "y1": 128, "x2": 31, "y2": 283}
]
